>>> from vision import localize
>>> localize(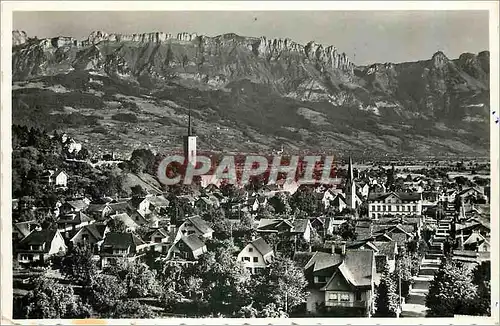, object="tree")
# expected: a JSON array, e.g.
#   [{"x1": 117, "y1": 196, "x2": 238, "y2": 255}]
[
  {"x1": 375, "y1": 264, "x2": 399, "y2": 317},
  {"x1": 105, "y1": 260, "x2": 161, "y2": 298},
  {"x1": 289, "y1": 187, "x2": 322, "y2": 216},
  {"x1": 111, "y1": 300, "x2": 158, "y2": 318},
  {"x1": 86, "y1": 274, "x2": 126, "y2": 316},
  {"x1": 255, "y1": 256, "x2": 308, "y2": 313},
  {"x1": 337, "y1": 219, "x2": 357, "y2": 241},
  {"x1": 107, "y1": 218, "x2": 129, "y2": 233},
  {"x1": 426, "y1": 258, "x2": 477, "y2": 317},
  {"x1": 392, "y1": 247, "x2": 414, "y2": 299},
  {"x1": 131, "y1": 185, "x2": 147, "y2": 197},
  {"x1": 468, "y1": 261, "x2": 491, "y2": 316},
  {"x1": 20, "y1": 276, "x2": 91, "y2": 319},
  {"x1": 57, "y1": 245, "x2": 97, "y2": 286}
]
